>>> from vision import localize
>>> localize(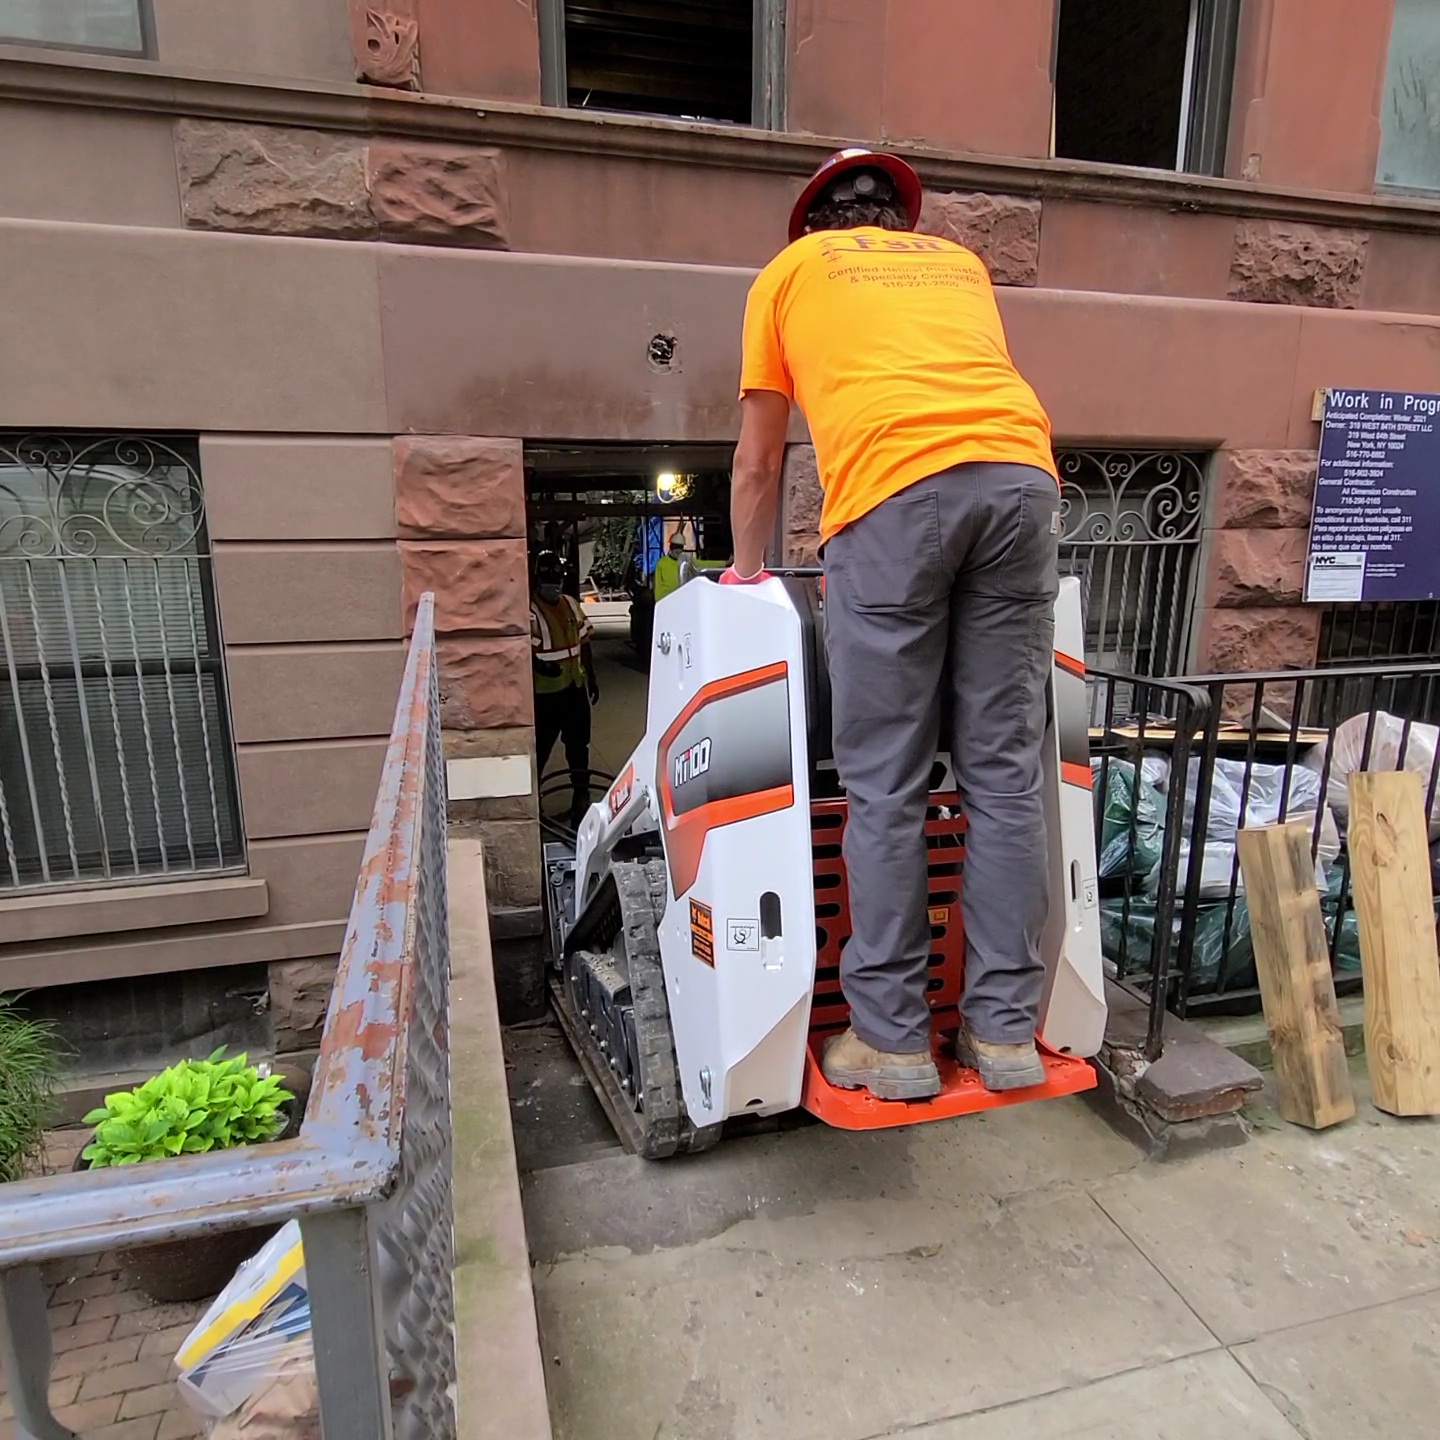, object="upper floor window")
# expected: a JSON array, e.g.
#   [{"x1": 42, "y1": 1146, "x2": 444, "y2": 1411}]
[
  {"x1": 539, "y1": 0, "x2": 785, "y2": 128},
  {"x1": 0, "y1": 434, "x2": 243, "y2": 892},
  {"x1": 0, "y1": 0, "x2": 151, "y2": 56},
  {"x1": 1377, "y1": 0, "x2": 1440, "y2": 192},
  {"x1": 1053, "y1": 0, "x2": 1239, "y2": 176}
]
